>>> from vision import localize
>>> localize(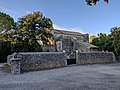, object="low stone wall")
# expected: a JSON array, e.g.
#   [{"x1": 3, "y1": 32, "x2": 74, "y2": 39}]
[
  {"x1": 7, "y1": 54, "x2": 14, "y2": 66},
  {"x1": 114, "y1": 55, "x2": 120, "y2": 61},
  {"x1": 8, "y1": 52, "x2": 66, "y2": 74},
  {"x1": 8, "y1": 51, "x2": 117, "y2": 74},
  {"x1": 76, "y1": 52, "x2": 116, "y2": 65},
  {"x1": 117, "y1": 56, "x2": 120, "y2": 61}
]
